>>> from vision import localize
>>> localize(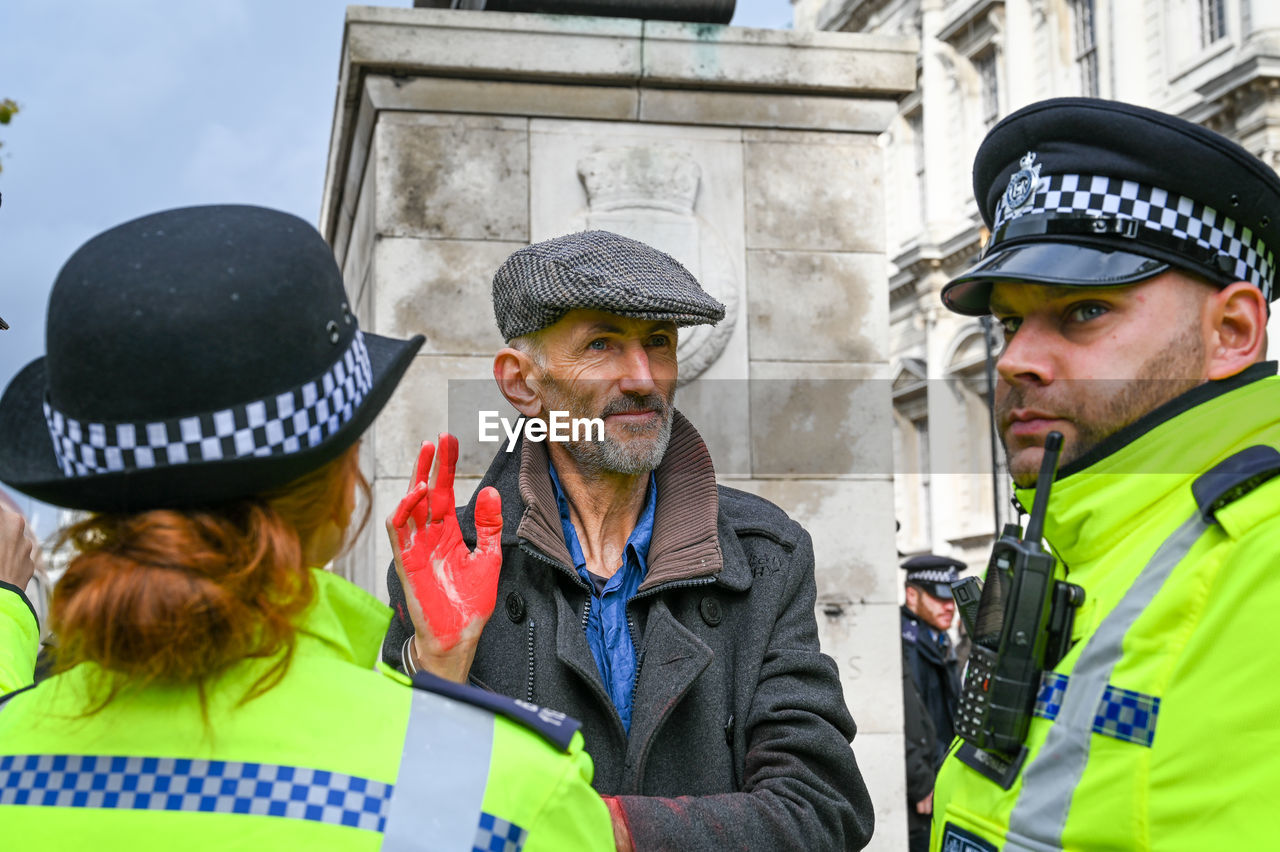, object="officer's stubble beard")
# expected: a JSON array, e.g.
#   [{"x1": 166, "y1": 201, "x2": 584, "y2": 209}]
[
  {"x1": 537, "y1": 374, "x2": 675, "y2": 478},
  {"x1": 998, "y1": 321, "x2": 1207, "y2": 488}
]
